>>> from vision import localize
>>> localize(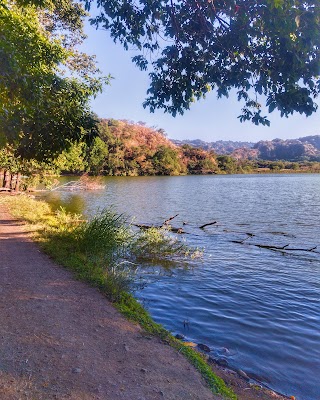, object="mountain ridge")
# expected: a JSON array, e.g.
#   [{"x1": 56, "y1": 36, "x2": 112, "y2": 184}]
[{"x1": 171, "y1": 135, "x2": 320, "y2": 161}]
